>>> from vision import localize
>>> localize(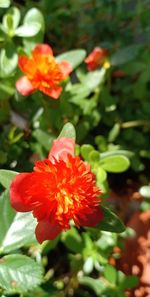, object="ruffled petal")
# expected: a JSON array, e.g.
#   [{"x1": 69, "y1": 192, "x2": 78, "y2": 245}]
[
  {"x1": 59, "y1": 61, "x2": 72, "y2": 78},
  {"x1": 35, "y1": 220, "x2": 62, "y2": 243},
  {"x1": 48, "y1": 137, "x2": 75, "y2": 162},
  {"x1": 39, "y1": 85, "x2": 62, "y2": 99},
  {"x1": 10, "y1": 173, "x2": 34, "y2": 212},
  {"x1": 18, "y1": 56, "x2": 31, "y2": 73},
  {"x1": 32, "y1": 44, "x2": 53, "y2": 56},
  {"x1": 77, "y1": 206, "x2": 103, "y2": 227},
  {"x1": 10, "y1": 171, "x2": 55, "y2": 215},
  {"x1": 16, "y1": 76, "x2": 35, "y2": 96}
]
